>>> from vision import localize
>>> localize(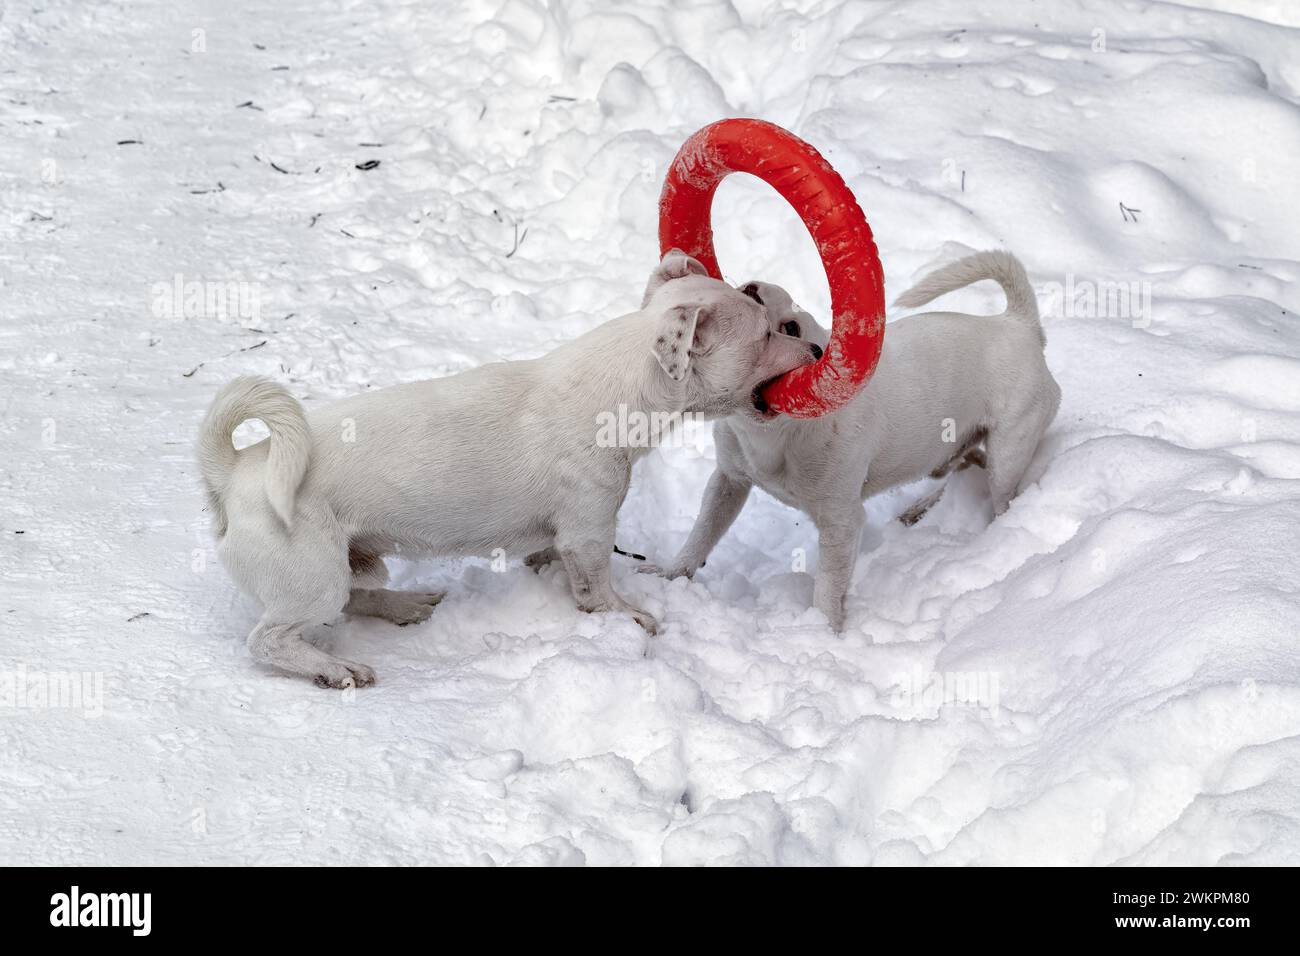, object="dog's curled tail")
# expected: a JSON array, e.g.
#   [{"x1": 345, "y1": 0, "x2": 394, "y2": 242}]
[
  {"x1": 198, "y1": 376, "x2": 311, "y2": 528},
  {"x1": 893, "y1": 250, "x2": 1043, "y2": 348}
]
